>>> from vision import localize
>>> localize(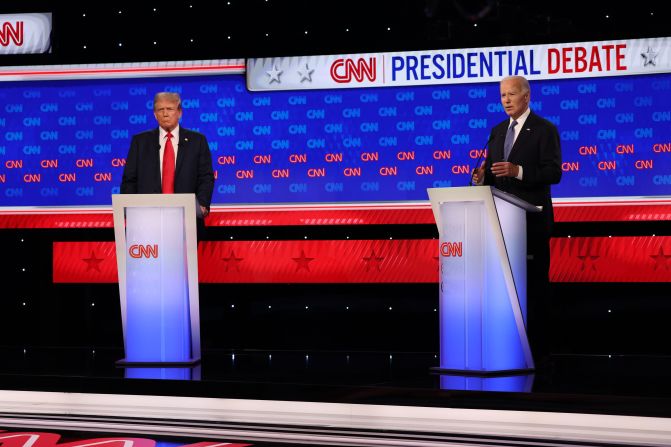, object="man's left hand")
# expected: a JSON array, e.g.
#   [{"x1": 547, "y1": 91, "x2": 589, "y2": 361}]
[
  {"x1": 491, "y1": 162, "x2": 519, "y2": 178},
  {"x1": 200, "y1": 205, "x2": 209, "y2": 218}
]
